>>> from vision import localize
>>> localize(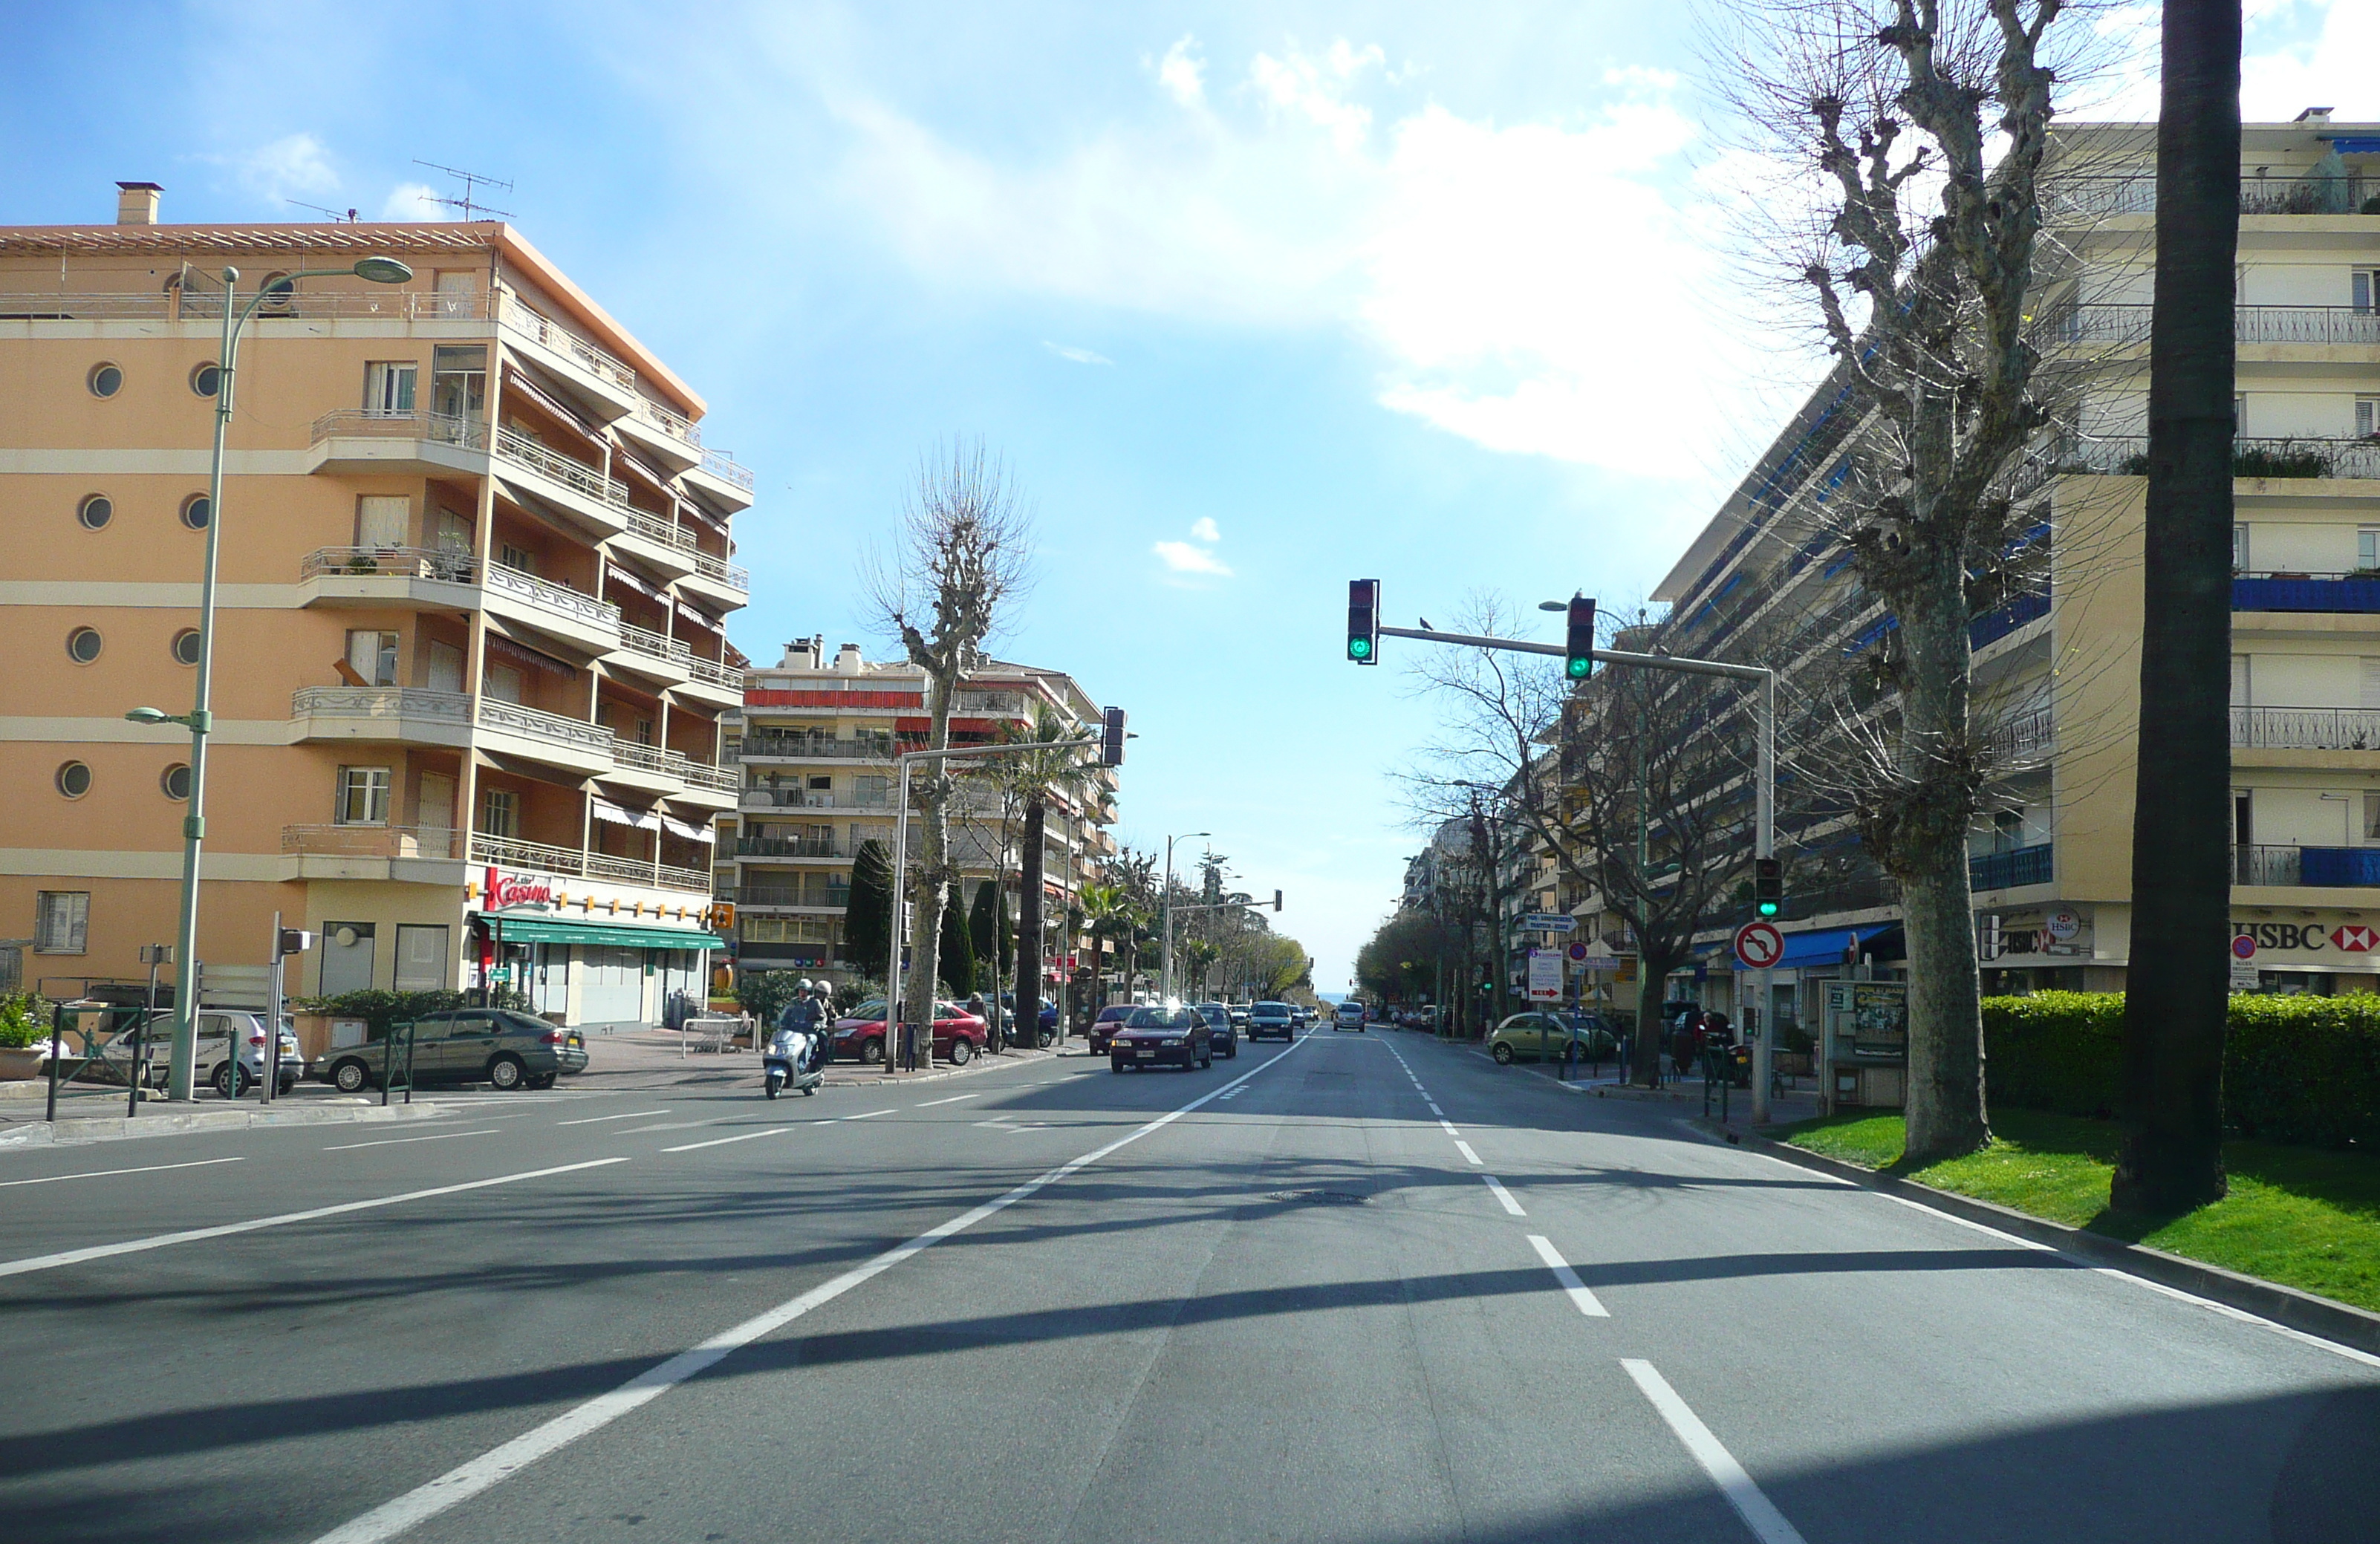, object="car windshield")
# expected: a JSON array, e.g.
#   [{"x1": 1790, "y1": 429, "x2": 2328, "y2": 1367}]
[
  {"x1": 844, "y1": 1000, "x2": 885, "y2": 1021},
  {"x1": 1255, "y1": 1003, "x2": 1288, "y2": 1014},
  {"x1": 1096, "y1": 1007, "x2": 1131, "y2": 1022},
  {"x1": 1124, "y1": 1008, "x2": 1174, "y2": 1028}
]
